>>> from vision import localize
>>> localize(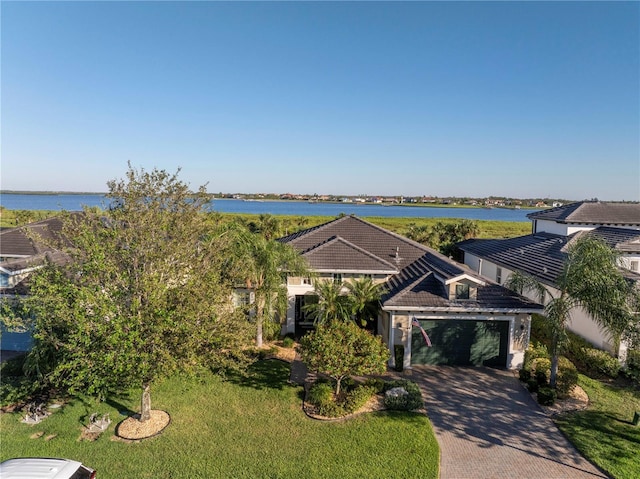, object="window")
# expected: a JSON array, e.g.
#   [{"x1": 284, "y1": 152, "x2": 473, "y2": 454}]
[
  {"x1": 0, "y1": 273, "x2": 9, "y2": 288},
  {"x1": 303, "y1": 277, "x2": 313, "y2": 285},
  {"x1": 455, "y1": 283, "x2": 470, "y2": 300},
  {"x1": 496, "y1": 267, "x2": 502, "y2": 284},
  {"x1": 233, "y1": 291, "x2": 251, "y2": 308},
  {"x1": 332, "y1": 273, "x2": 343, "y2": 284},
  {"x1": 631, "y1": 261, "x2": 639, "y2": 273}
]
